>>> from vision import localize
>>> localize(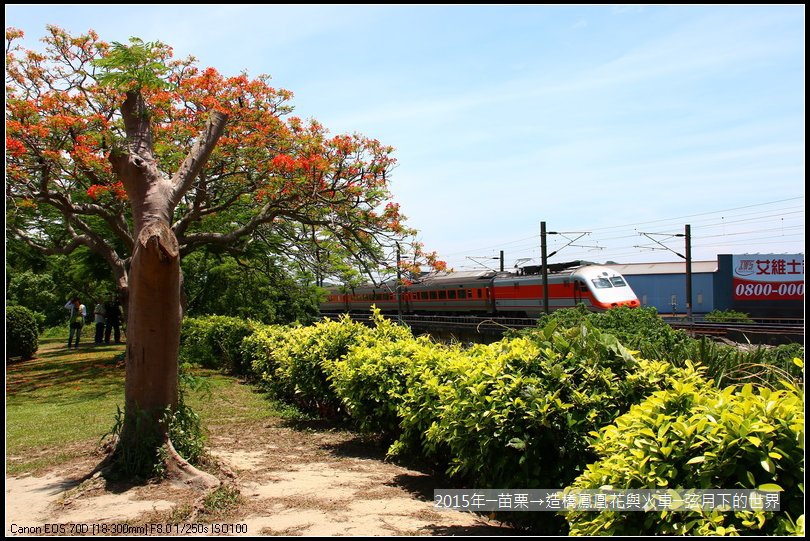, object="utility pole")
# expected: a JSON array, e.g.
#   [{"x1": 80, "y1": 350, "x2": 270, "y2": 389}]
[
  {"x1": 685, "y1": 224, "x2": 693, "y2": 322},
  {"x1": 500, "y1": 250, "x2": 504, "y2": 272},
  {"x1": 541, "y1": 221, "x2": 549, "y2": 314}
]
